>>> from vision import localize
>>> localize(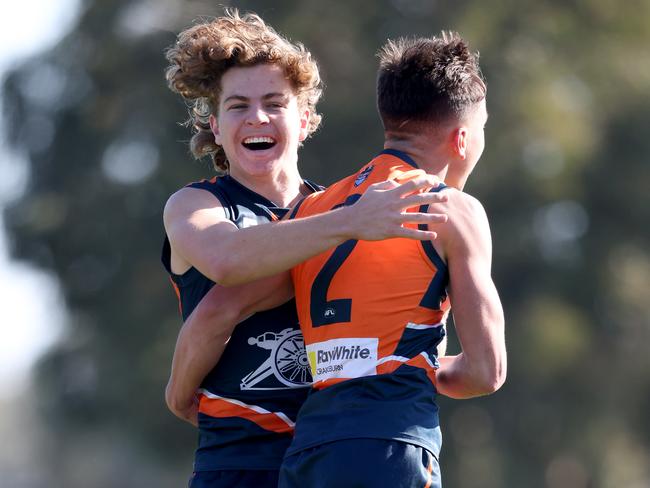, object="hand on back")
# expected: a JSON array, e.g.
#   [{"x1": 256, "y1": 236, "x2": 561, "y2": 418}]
[{"x1": 347, "y1": 174, "x2": 449, "y2": 242}]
